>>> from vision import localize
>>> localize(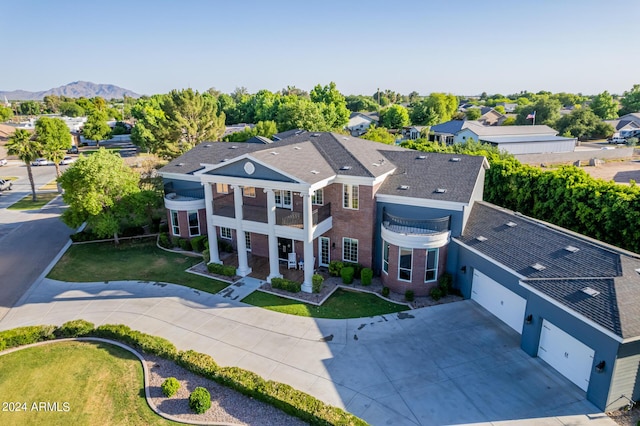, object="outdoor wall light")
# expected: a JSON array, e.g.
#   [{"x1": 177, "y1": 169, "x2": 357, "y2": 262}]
[
  {"x1": 595, "y1": 360, "x2": 606, "y2": 373},
  {"x1": 460, "y1": 266, "x2": 467, "y2": 273},
  {"x1": 525, "y1": 314, "x2": 533, "y2": 324},
  {"x1": 332, "y1": 242, "x2": 336, "y2": 249}
]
